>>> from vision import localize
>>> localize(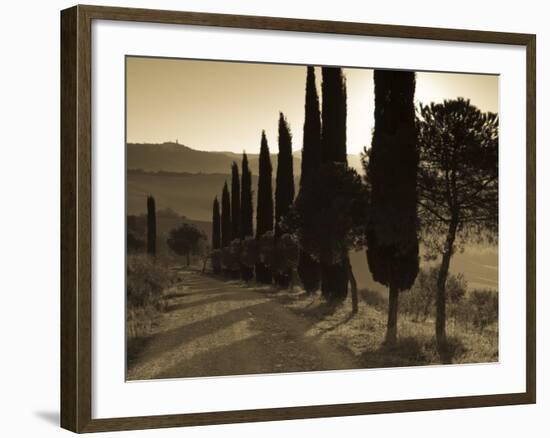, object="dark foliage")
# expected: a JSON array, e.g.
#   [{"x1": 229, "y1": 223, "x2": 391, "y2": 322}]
[
  {"x1": 298, "y1": 66, "x2": 322, "y2": 293},
  {"x1": 416, "y1": 98, "x2": 498, "y2": 351},
  {"x1": 319, "y1": 67, "x2": 348, "y2": 300},
  {"x1": 127, "y1": 232, "x2": 145, "y2": 253},
  {"x1": 231, "y1": 162, "x2": 241, "y2": 241},
  {"x1": 167, "y1": 223, "x2": 206, "y2": 266},
  {"x1": 274, "y1": 113, "x2": 295, "y2": 287},
  {"x1": 212, "y1": 197, "x2": 221, "y2": 250},
  {"x1": 240, "y1": 152, "x2": 254, "y2": 280},
  {"x1": 146, "y1": 195, "x2": 156, "y2": 257},
  {"x1": 256, "y1": 131, "x2": 274, "y2": 283},
  {"x1": 240, "y1": 152, "x2": 254, "y2": 239},
  {"x1": 293, "y1": 164, "x2": 368, "y2": 306},
  {"x1": 321, "y1": 67, "x2": 347, "y2": 164},
  {"x1": 275, "y1": 113, "x2": 295, "y2": 235},
  {"x1": 211, "y1": 197, "x2": 221, "y2": 273},
  {"x1": 221, "y1": 182, "x2": 231, "y2": 248},
  {"x1": 365, "y1": 70, "x2": 419, "y2": 345}
]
